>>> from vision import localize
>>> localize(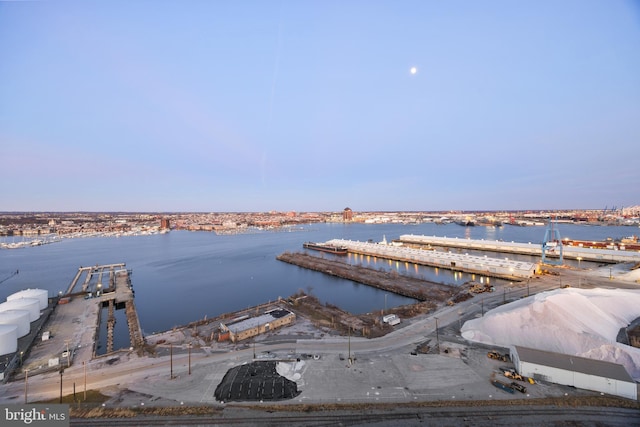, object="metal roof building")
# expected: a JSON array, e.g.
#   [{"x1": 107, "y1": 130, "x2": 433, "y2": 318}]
[
  {"x1": 220, "y1": 308, "x2": 296, "y2": 343},
  {"x1": 510, "y1": 345, "x2": 638, "y2": 401}
]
